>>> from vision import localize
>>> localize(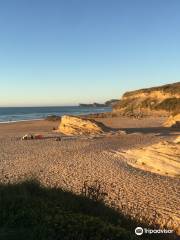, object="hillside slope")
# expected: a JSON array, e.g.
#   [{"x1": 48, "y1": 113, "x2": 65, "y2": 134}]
[{"x1": 113, "y1": 82, "x2": 180, "y2": 117}]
